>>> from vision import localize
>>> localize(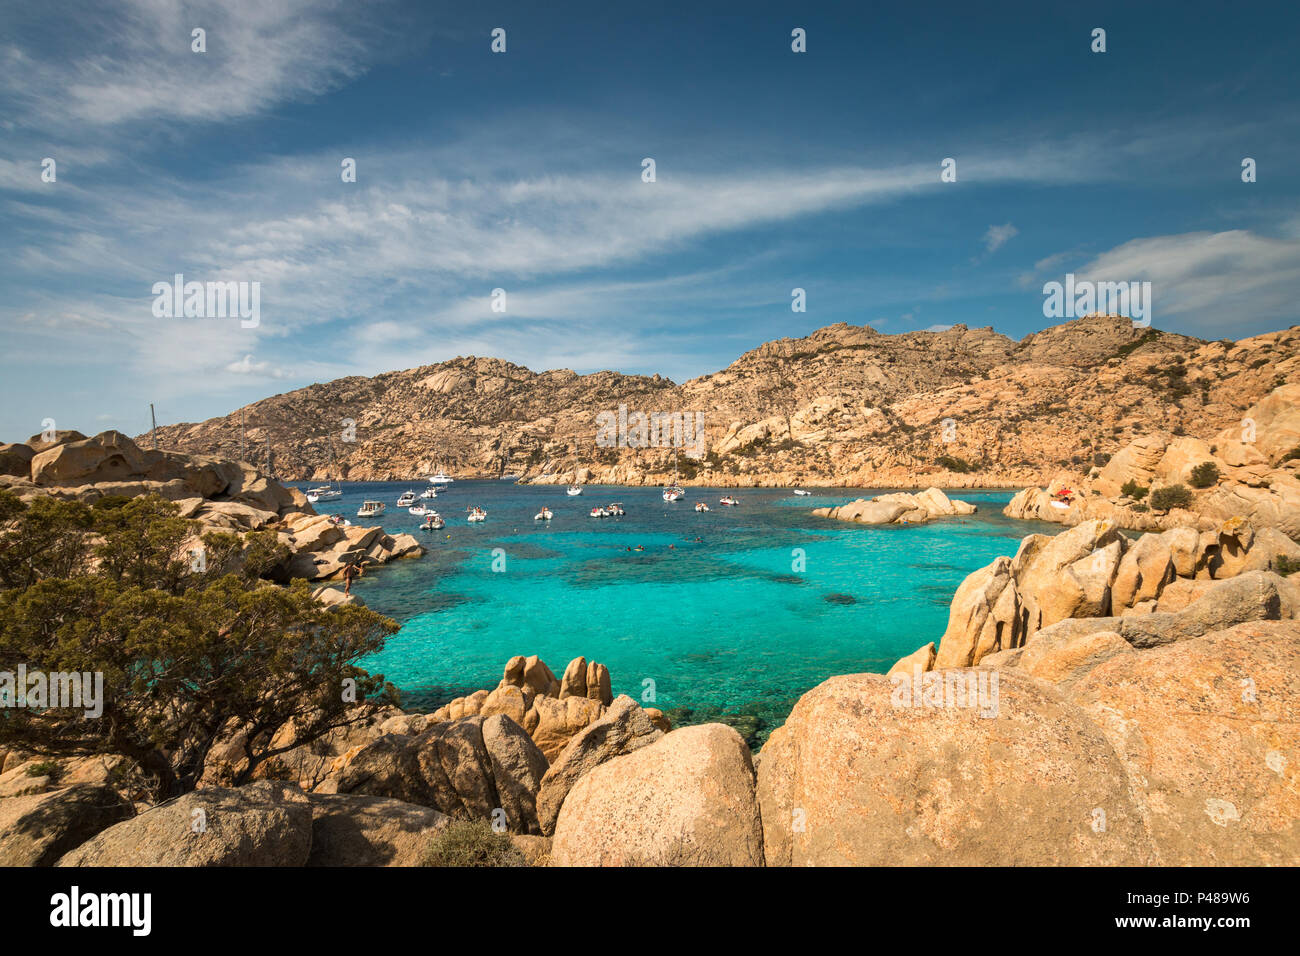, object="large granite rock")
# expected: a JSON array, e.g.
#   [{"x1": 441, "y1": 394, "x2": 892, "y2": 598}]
[
  {"x1": 536, "y1": 695, "x2": 664, "y2": 835},
  {"x1": 756, "y1": 671, "x2": 1155, "y2": 866},
  {"x1": 57, "y1": 781, "x2": 313, "y2": 867},
  {"x1": 1066, "y1": 621, "x2": 1300, "y2": 865},
  {"x1": 306, "y1": 792, "x2": 449, "y2": 866},
  {"x1": 323, "y1": 714, "x2": 549, "y2": 835},
  {"x1": 0, "y1": 785, "x2": 135, "y2": 866},
  {"x1": 551, "y1": 724, "x2": 764, "y2": 866}
]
